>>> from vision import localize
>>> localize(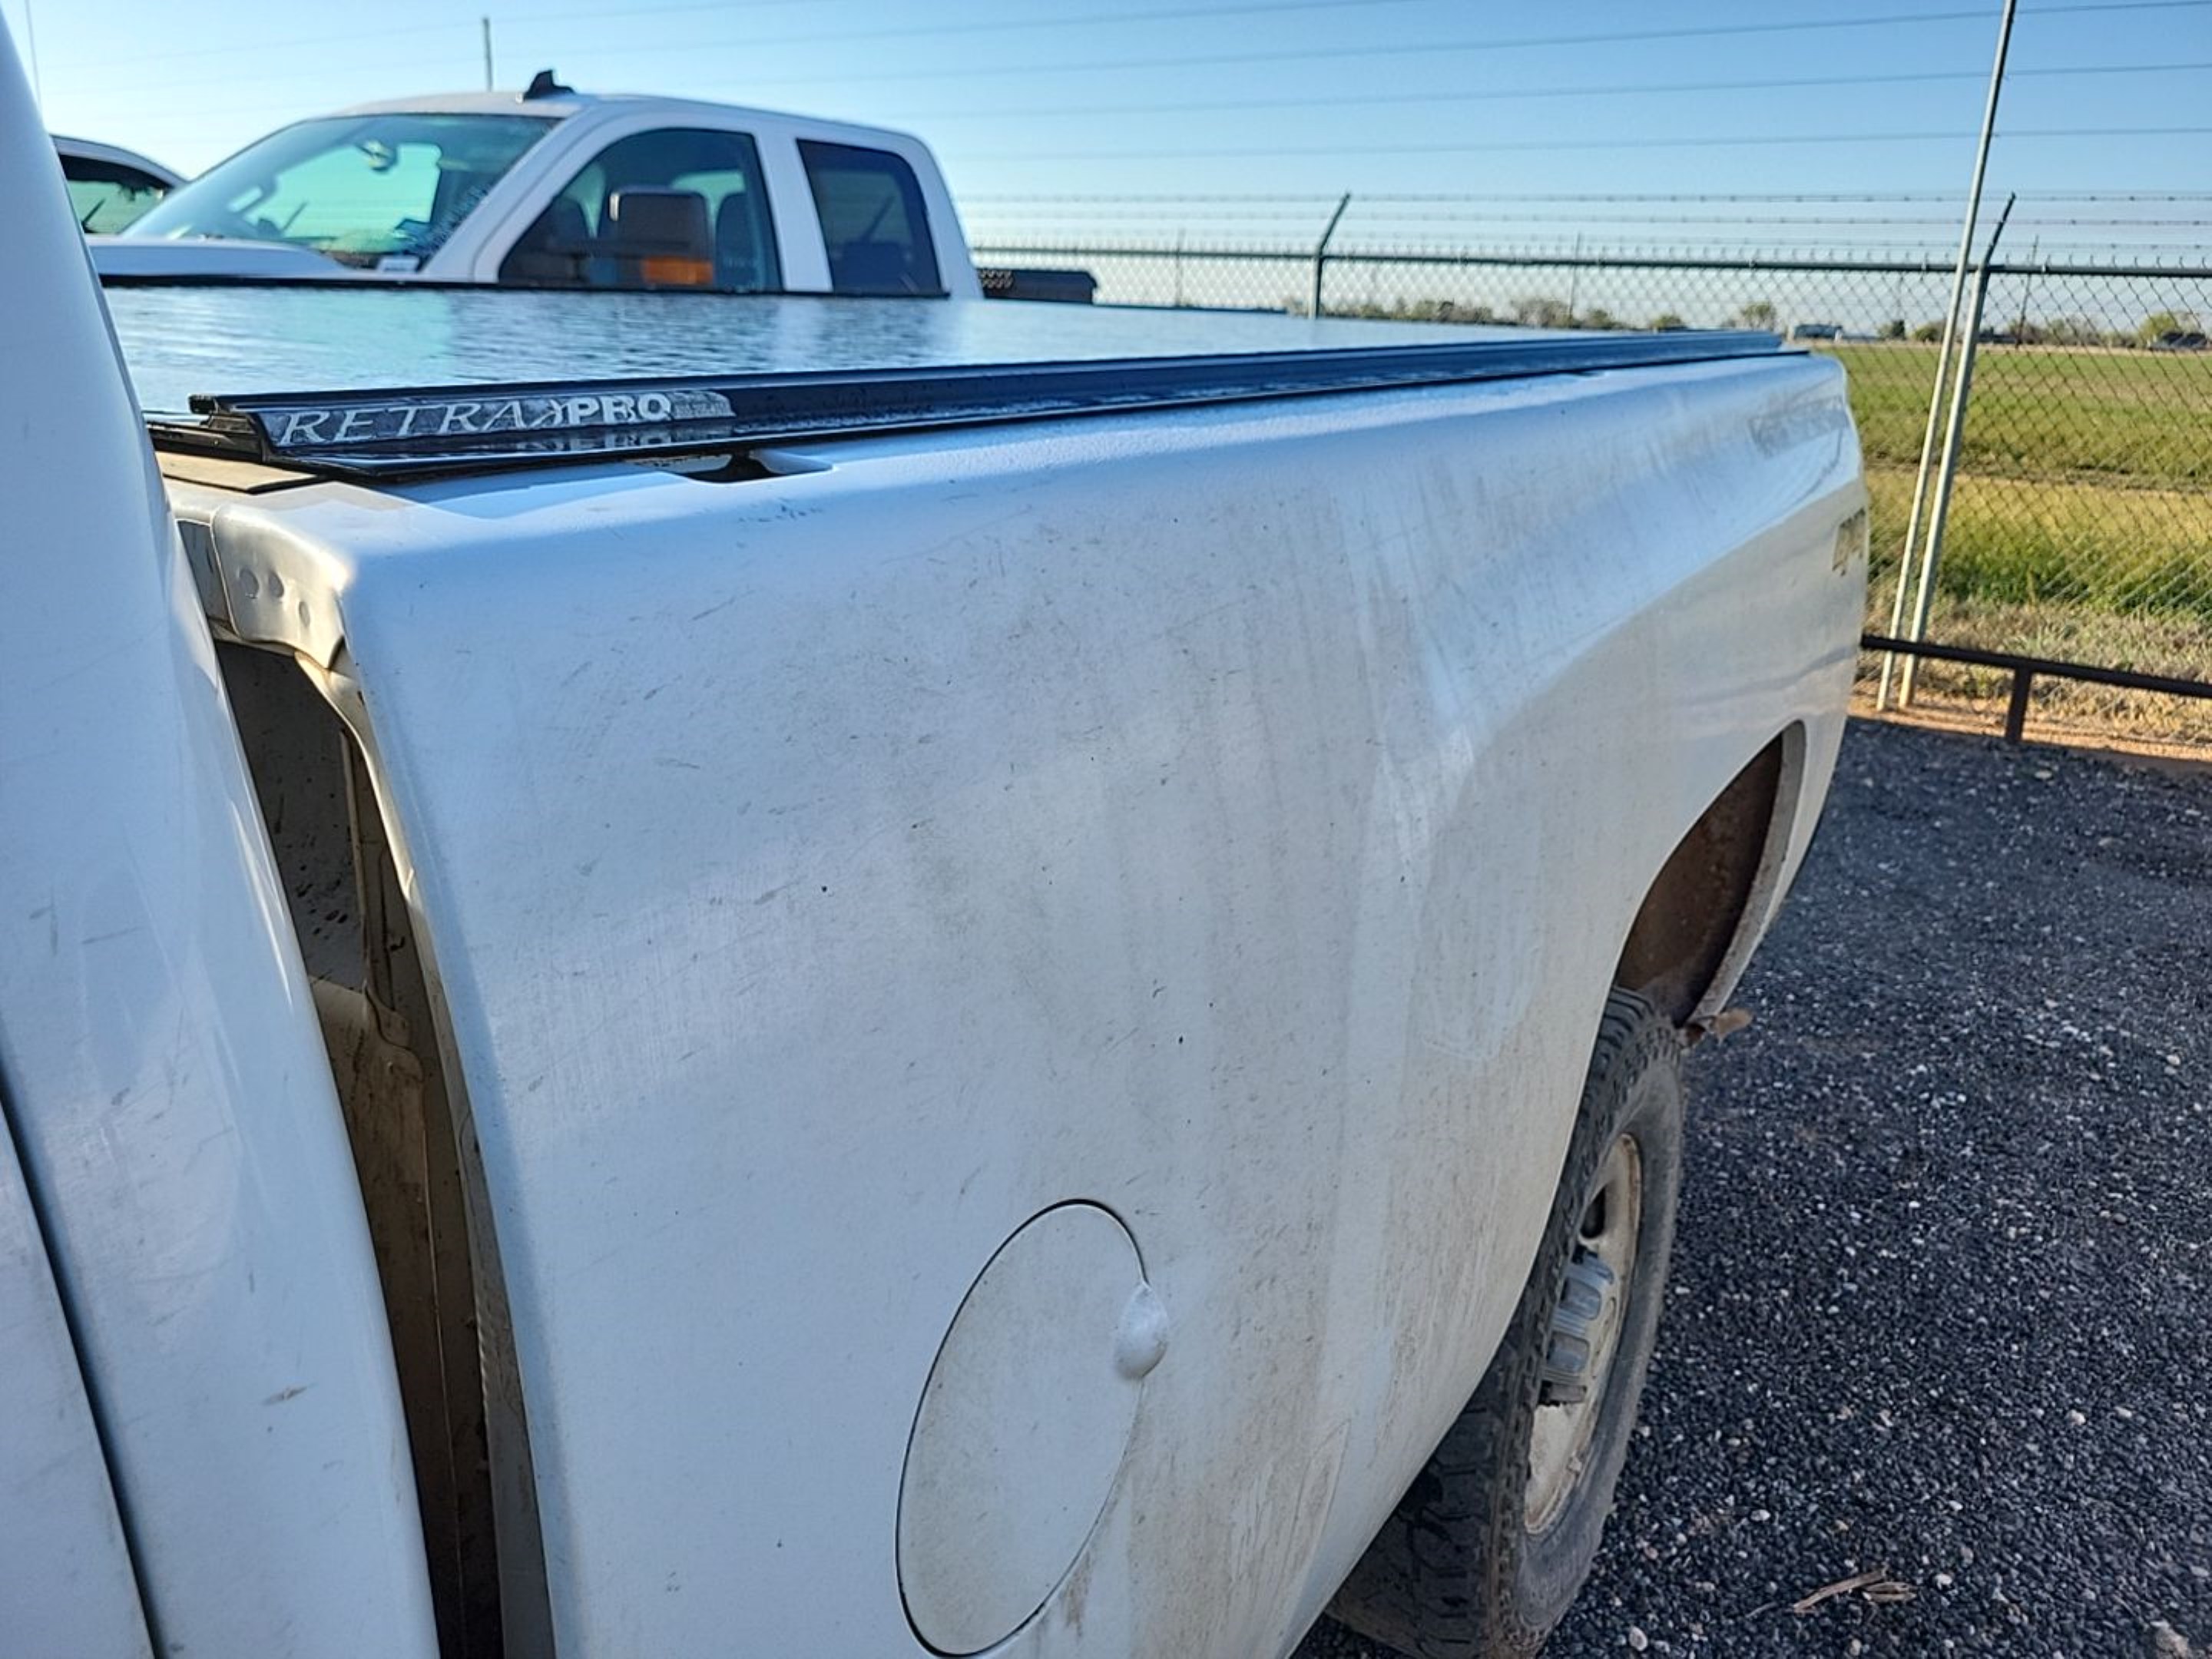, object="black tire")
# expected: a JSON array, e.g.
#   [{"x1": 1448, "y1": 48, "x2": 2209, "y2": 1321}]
[{"x1": 1327, "y1": 989, "x2": 1684, "y2": 1659}]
